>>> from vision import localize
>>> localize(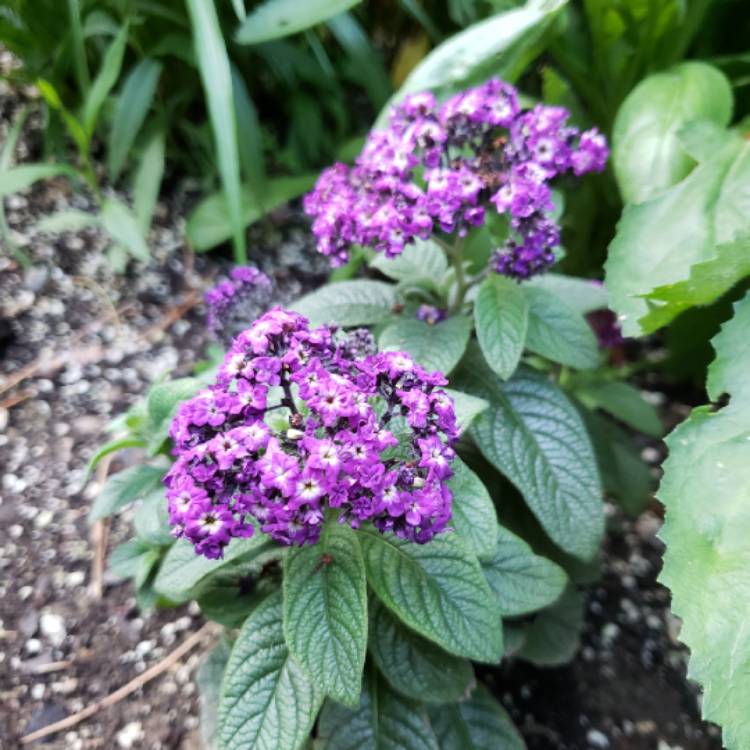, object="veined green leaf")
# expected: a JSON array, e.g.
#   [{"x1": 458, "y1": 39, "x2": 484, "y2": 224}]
[
  {"x1": 107, "y1": 58, "x2": 162, "y2": 180},
  {"x1": 481, "y1": 525, "x2": 567, "y2": 617},
  {"x1": 186, "y1": 0, "x2": 246, "y2": 263},
  {"x1": 317, "y1": 668, "x2": 439, "y2": 750},
  {"x1": 197, "y1": 641, "x2": 231, "y2": 750},
  {"x1": 83, "y1": 23, "x2": 129, "y2": 135},
  {"x1": 88, "y1": 464, "x2": 165, "y2": 522},
  {"x1": 360, "y1": 529, "x2": 503, "y2": 663},
  {"x1": 293, "y1": 280, "x2": 396, "y2": 327},
  {"x1": 370, "y1": 239, "x2": 448, "y2": 283},
  {"x1": 475, "y1": 275, "x2": 528, "y2": 380},
  {"x1": 379, "y1": 316, "x2": 471, "y2": 375},
  {"x1": 575, "y1": 380, "x2": 663, "y2": 437},
  {"x1": 659, "y1": 291, "x2": 750, "y2": 750},
  {"x1": 524, "y1": 273, "x2": 608, "y2": 315},
  {"x1": 283, "y1": 522, "x2": 367, "y2": 706},
  {"x1": 443, "y1": 388, "x2": 488, "y2": 434},
  {"x1": 219, "y1": 592, "x2": 323, "y2": 750},
  {"x1": 368, "y1": 599, "x2": 474, "y2": 703},
  {"x1": 236, "y1": 0, "x2": 362, "y2": 45},
  {"x1": 133, "y1": 487, "x2": 173, "y2": 546}
]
